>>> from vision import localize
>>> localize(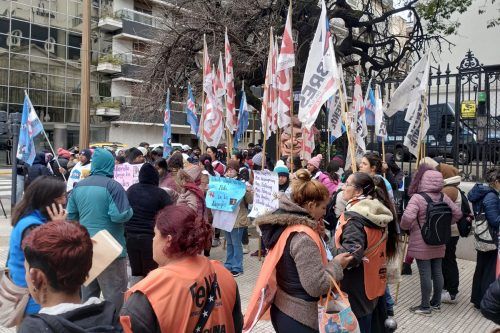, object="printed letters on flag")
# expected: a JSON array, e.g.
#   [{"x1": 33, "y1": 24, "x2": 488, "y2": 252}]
[
  {"x1": 277, "y1": 3, "x2": 295, "y2": 129},
  {"x1": 351, "y1": 75, "x2": 366, "y2": 156},
  {"x1": 328, "y1": 92, "x2": 345, "y2": 143},
  {"x1": 163, "y1": 89, "x2": 172, "y2": 158},
  {"x1": 386, "y1": 54, "x2": 430, "y2": 117},
  {"x1": 185, "y1": 83, "x2": 199, "y2": 137},
  {"x1": 298, "y1": 0, "x2": 337, "y2": 130},
  {"x1": 225, "y1": 30, "x2": 237, "y2": 133},
  {"x1": 403, "y1": 95, "x2": 430, "y2": 158},
  {"x1": 17, "y1": 94, "x2": 44, "y2": 165},
  {"x1": 374, "y1": 85, "x2": 387, "y2": 139}
]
